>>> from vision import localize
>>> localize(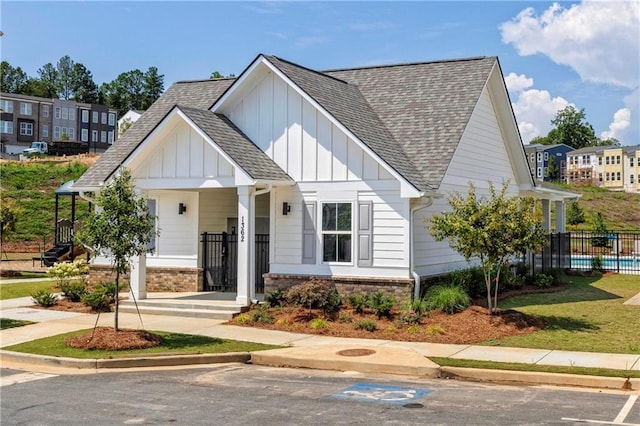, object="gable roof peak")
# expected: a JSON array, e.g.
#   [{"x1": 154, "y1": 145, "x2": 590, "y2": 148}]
[{"x1": 262, "y1": 55, "x2": 350, "y2": 85}]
